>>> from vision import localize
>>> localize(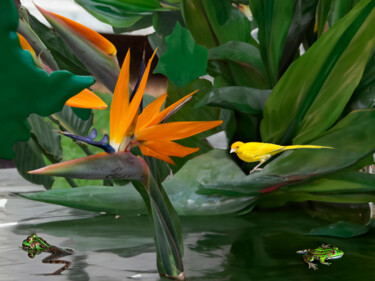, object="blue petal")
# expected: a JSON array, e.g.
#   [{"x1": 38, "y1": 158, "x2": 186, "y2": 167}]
[
  {"x1": 60, "y1": 129, "x2": 116, "y2": 153},
  {"x1": 87, "y1": 128, "x2": 97, "y2": 140}
]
